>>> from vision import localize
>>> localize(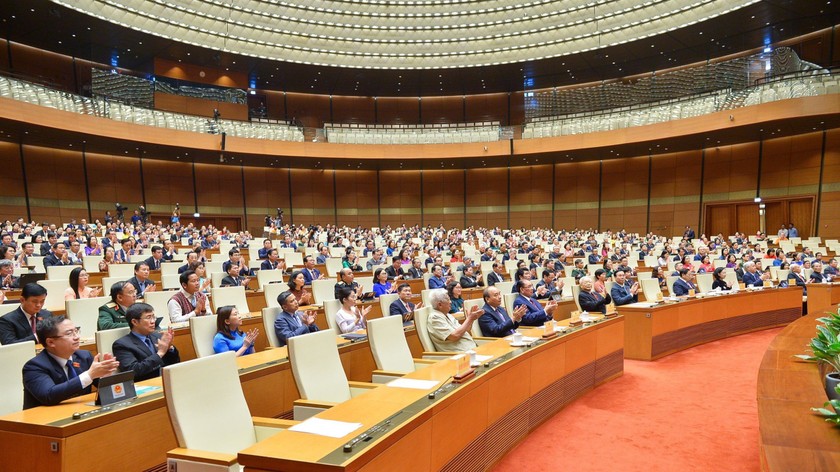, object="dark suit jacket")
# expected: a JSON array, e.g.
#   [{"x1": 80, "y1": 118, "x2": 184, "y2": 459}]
[
  {"x1": 113, "y1": 332, "x2": 180, "y2": 382},
  {"x1": 406, "y1": 267, "x2": 424, "y2": 279},
  {"x1": 221, "y1": 275, "x2": 245, "y2": 287},
  {"x1": 0, "y1": 308, "x2": 53, "y2": 345},
  {"x1": 742, "y1": 271, "x2": 763, "y2": 287},
  {"x1": 478, "y1": 304, "x2": 518, "y2": 337},
  {"x1": 0, "y1": 274, "x2": 20, "y2": 289},
  {"x1": 127, "y1": 276, "x2": 156, "y2": 296},
  {"x1": 23, "y1": 349, "x2": 94, "y2": 409},
  {"x1": 811, "y1": 272, "x2": 826, "y2": 283},
  {"x1": 512, "y1": 294, "x2": 551, "y2": 326},
  {"x1": 177, "y1": 263, "x2": 190, "y2": 274},
  {"x1": 43, "y1": 254, "x2": 68, "y2": 268},
  {"x1": 460, "y1": 275, "x2": 481, "y2": 289},
  {"x1": 388, "y1": 299, "x2": 416, "y2": 325},
  {"x1": 261, "y1": 259, "x2": 283, "y2": 271},
  {"x1": 578, "y1": 290, "x2": 612, "y2": 314},
  {"x1": 788, "y1": 272, "x2": 808, "y2": 295},
  {"x1": 144, "y1": 256, "x2": 162, "y2": 271},
  {"x1": 301, "y1": 268, "x2": 321, "y2": 284},
  {"x1": 487, "y1": 271, "x2": 505, "y2": 286},
  {"x1": 274, "y1": 310, "x2": 319, "y2": 347},
  {"x1": 610, "y1": 282, "x2": 638, "y2": 306},
  {"x1": 385, "y1": 266, "x2": 405, "y2": 280},
  {"x1": 672, "y1": 278, "x2": 695, "y2": 296}
]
